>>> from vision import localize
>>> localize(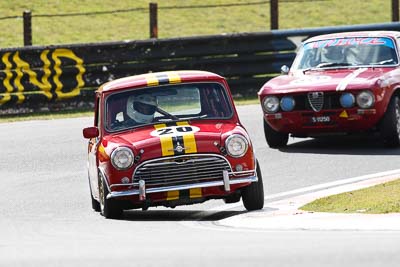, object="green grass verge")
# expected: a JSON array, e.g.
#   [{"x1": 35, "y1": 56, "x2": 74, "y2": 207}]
[
  {"x1": 300, "y1": 179, "x2": 400, "y2": 214},
  {"x1": 233, "y1": 97, "x2": 259, "y2": 106},
  {"x1": 0, "y1": 0, "x2": 393, "y2": 47}
]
